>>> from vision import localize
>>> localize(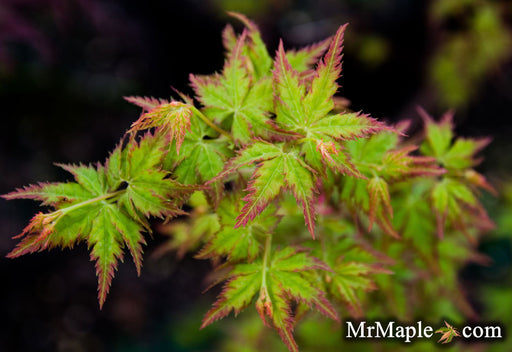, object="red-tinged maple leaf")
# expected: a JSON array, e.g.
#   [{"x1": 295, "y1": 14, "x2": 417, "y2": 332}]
[
  {"x1": 273, "y1": 24, "x2": 386, "y2": 135},
  {"x1": 129, "y1": 101, "x2": 193, "y2": 154},
  {"x1": 5, "y1": 133, "x2": 196, "y2": 309},
  {"x1": 282, "y1": 154, "x2": 318, "y2": 238},
  {"x1": 311, "y1": 139, "x2": 364, "y2": 178},
  {"x1": 223, "y1": 147, "x2": 319, "y2": 239},
  {"x1": 190, "y1": 30, "x2": 286, "y2": 144},
  {"x1": 124, "y1": 96, "x2": 170, "y2": 112},
  {"x1": 418, "y1": 109, "x2": 495, "y2": 237},
  {"x1": 304, "y1": 23, "x2": 347, "y2": 122},
  {"x1": 6, "y1": 212, "x2": 60, "y2": 258},
  {"x1": 381, "y1": 145, "x2": 446, "y2": 180},
  {"x1": 367, "y1": 176, "x2": 393, "y2": 231},
  {"x1": 210, "y1": 140, "x2": 284, "y2": 182},
  {"x1": 6, "y1": 186, "x2": 145, "y2": 310},
  {"x1": 272, "y1": 26, "x2": 387, "y2": 179},
  {"x1": 209, "y1": 141, "x2": 319, "y2": 238},
  {"x1": 227, "y1": 12, "x2": 273, "y2": 78},
  {"x1": 286, "y1": 36, "x2": 332, "y2": 74},
  {"x1": 235, "y1": 155, "x2": 286, "y2": 229},
  {"x1": 316, "y1": 140, "x2": 338, "y2": 165},
  {"x1": 273, "y1": 40, "x2": 307, "y2": 129},
  {"x1": 202, "y1": 247, "x2": 338, "y2": 352},
  {"x1": 221, "y1": 23, "x2": 237, "y2": 54},
  {"x1": 464, "y1": 169, "x2": 496, "y2": 195}
]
